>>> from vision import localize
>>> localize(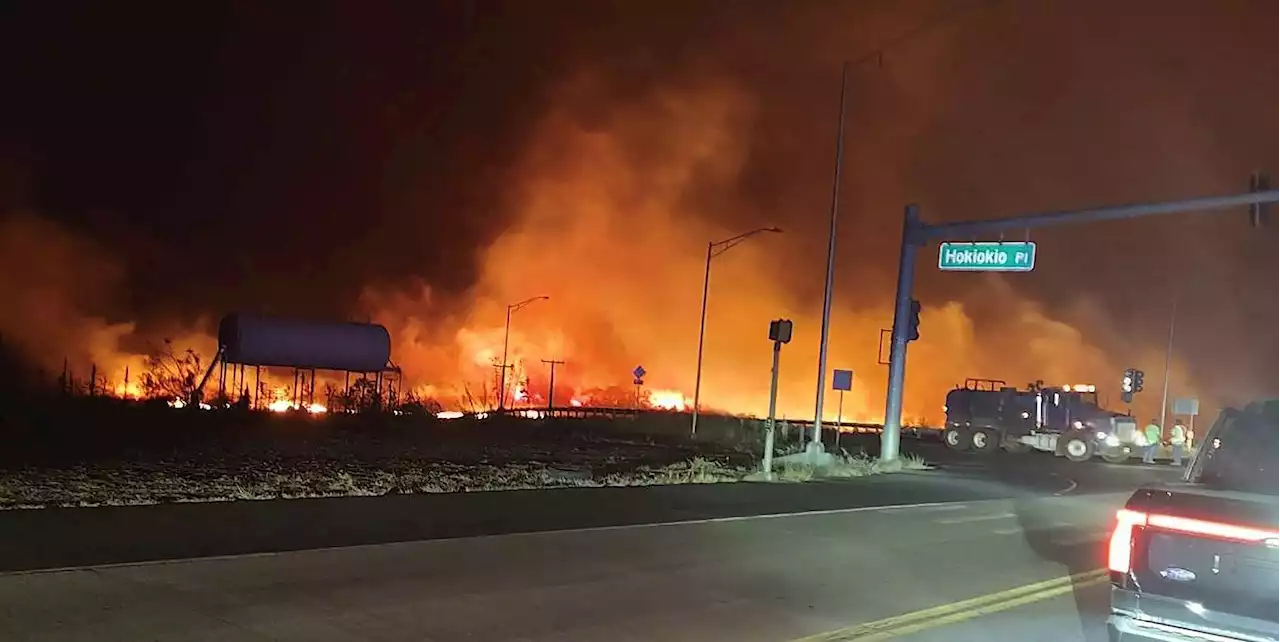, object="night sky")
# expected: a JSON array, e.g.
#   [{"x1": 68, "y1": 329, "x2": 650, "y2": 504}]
[{"x1": 0, "y1": 0, "x2": 1275, "y2": 418}]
